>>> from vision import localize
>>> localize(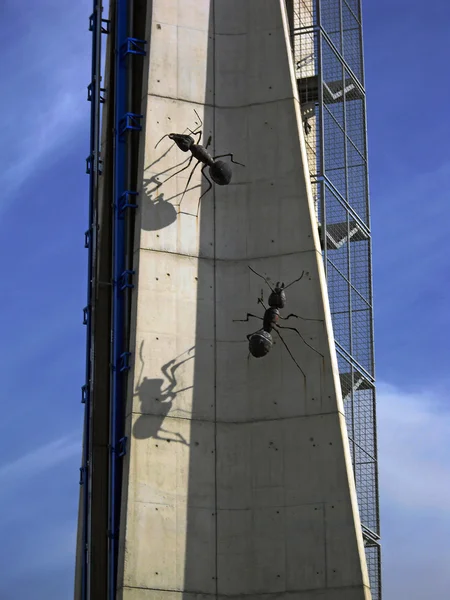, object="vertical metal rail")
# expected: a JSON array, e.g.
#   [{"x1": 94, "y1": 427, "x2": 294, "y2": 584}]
[
  {"x1": 108, "y1": 0, "x2": 128, "y2": 597},
  {"x1": 81, "y1": 2, "x2": 104, "y2": 599},
  {"x1": 108, "y1": 1, "x2": 145, "y2": 597}
]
